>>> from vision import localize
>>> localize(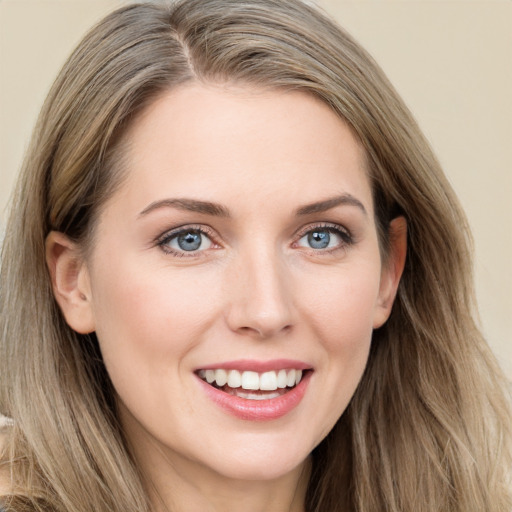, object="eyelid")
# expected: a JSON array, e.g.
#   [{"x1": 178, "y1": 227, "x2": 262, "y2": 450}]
[
  {"x1": 294, "y1": 222, "x2": 352, "y2": 241},
  {"x1": 292, "y1": 222, "x2": 354, "y2": 251},
  {"x1": 153, "y1": 221, "x2": 354, "y2": 257},
  {"x1": 155, "y1": 224, "x2": 220, "y2": 256}
]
